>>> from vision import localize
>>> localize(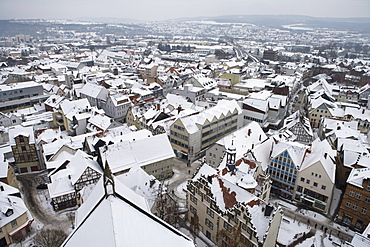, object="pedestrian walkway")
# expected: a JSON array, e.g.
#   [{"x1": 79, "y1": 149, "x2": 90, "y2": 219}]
[{"x1": 279, "y1": 204, "x2": 353, "y2": 243}]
